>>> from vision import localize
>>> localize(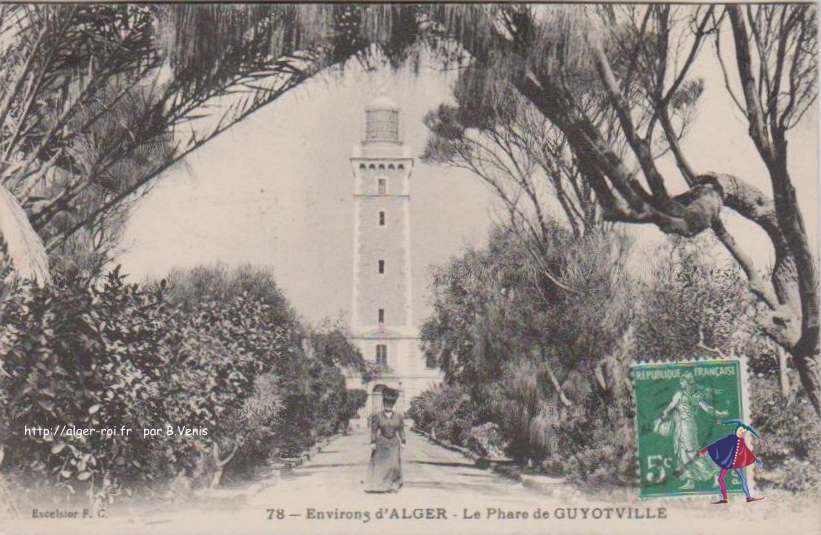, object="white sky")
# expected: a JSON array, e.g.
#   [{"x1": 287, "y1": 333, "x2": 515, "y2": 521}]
[
  {"x1": 118, "y1": 41, "x2": 818, "y2": 327},
  {"x1": 119, "y1": 63, "x2": 496, "y2": 327}
]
